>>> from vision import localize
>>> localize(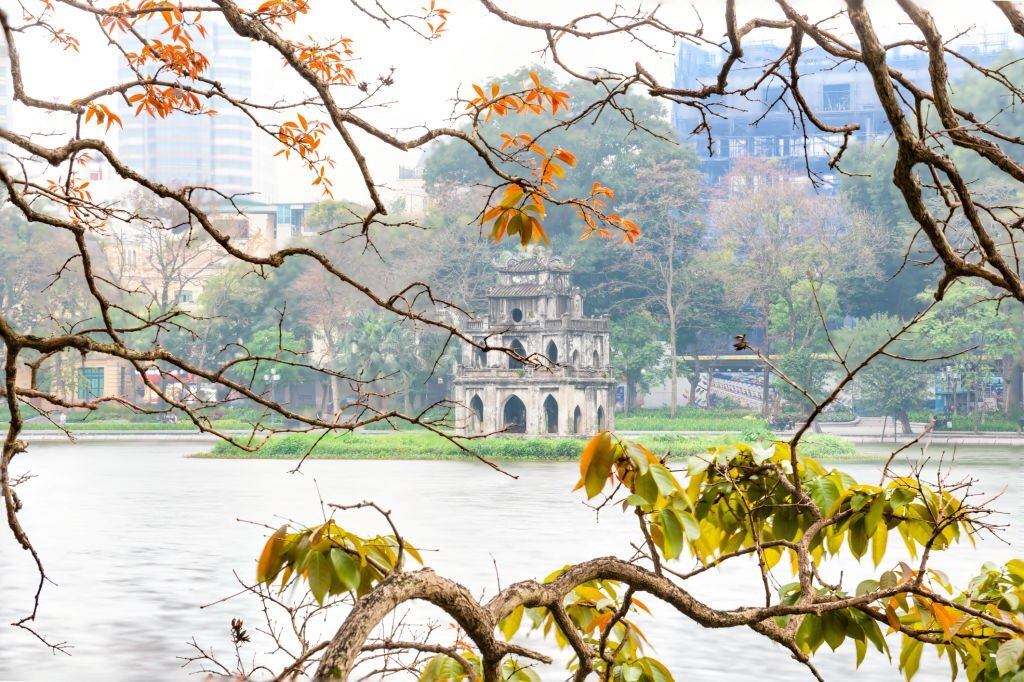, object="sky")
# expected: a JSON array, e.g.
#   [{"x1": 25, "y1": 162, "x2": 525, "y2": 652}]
[{"x1": 7, "y1": 0, "x2": 1019, "y2": 205}]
